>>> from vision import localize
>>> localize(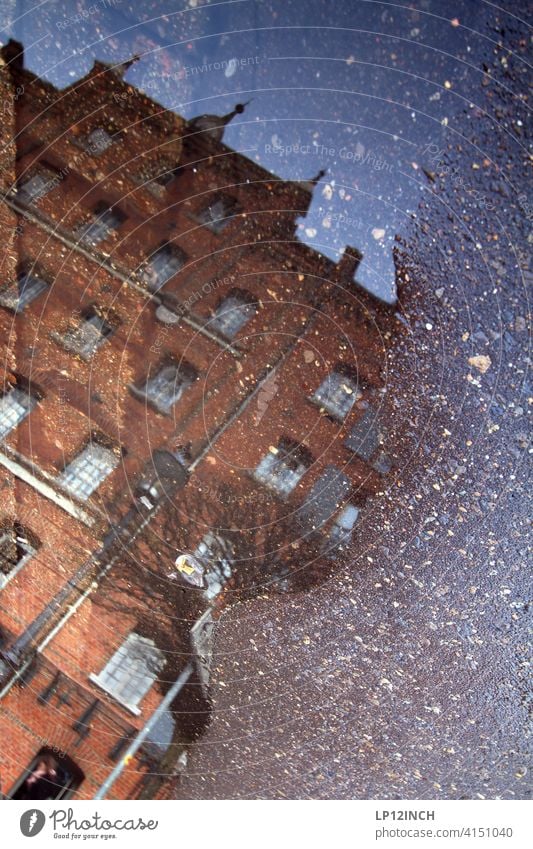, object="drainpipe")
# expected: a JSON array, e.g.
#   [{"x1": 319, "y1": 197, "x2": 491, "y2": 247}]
[
  {"x1": 93, "y1": 662, "x2": 194, "y2": 800},
  {"x1": 0, "y1": 506, "x2": 155, "y2": 699},
  {"x1": 0, "y1": 571, "x2": 101, "y2": 700},
  {"x1": 189, "y1": 311, "x2": 320, "y2": 472},
  {"x1": 0, "y1": 452, "x2": 188, "y2": 695}
]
